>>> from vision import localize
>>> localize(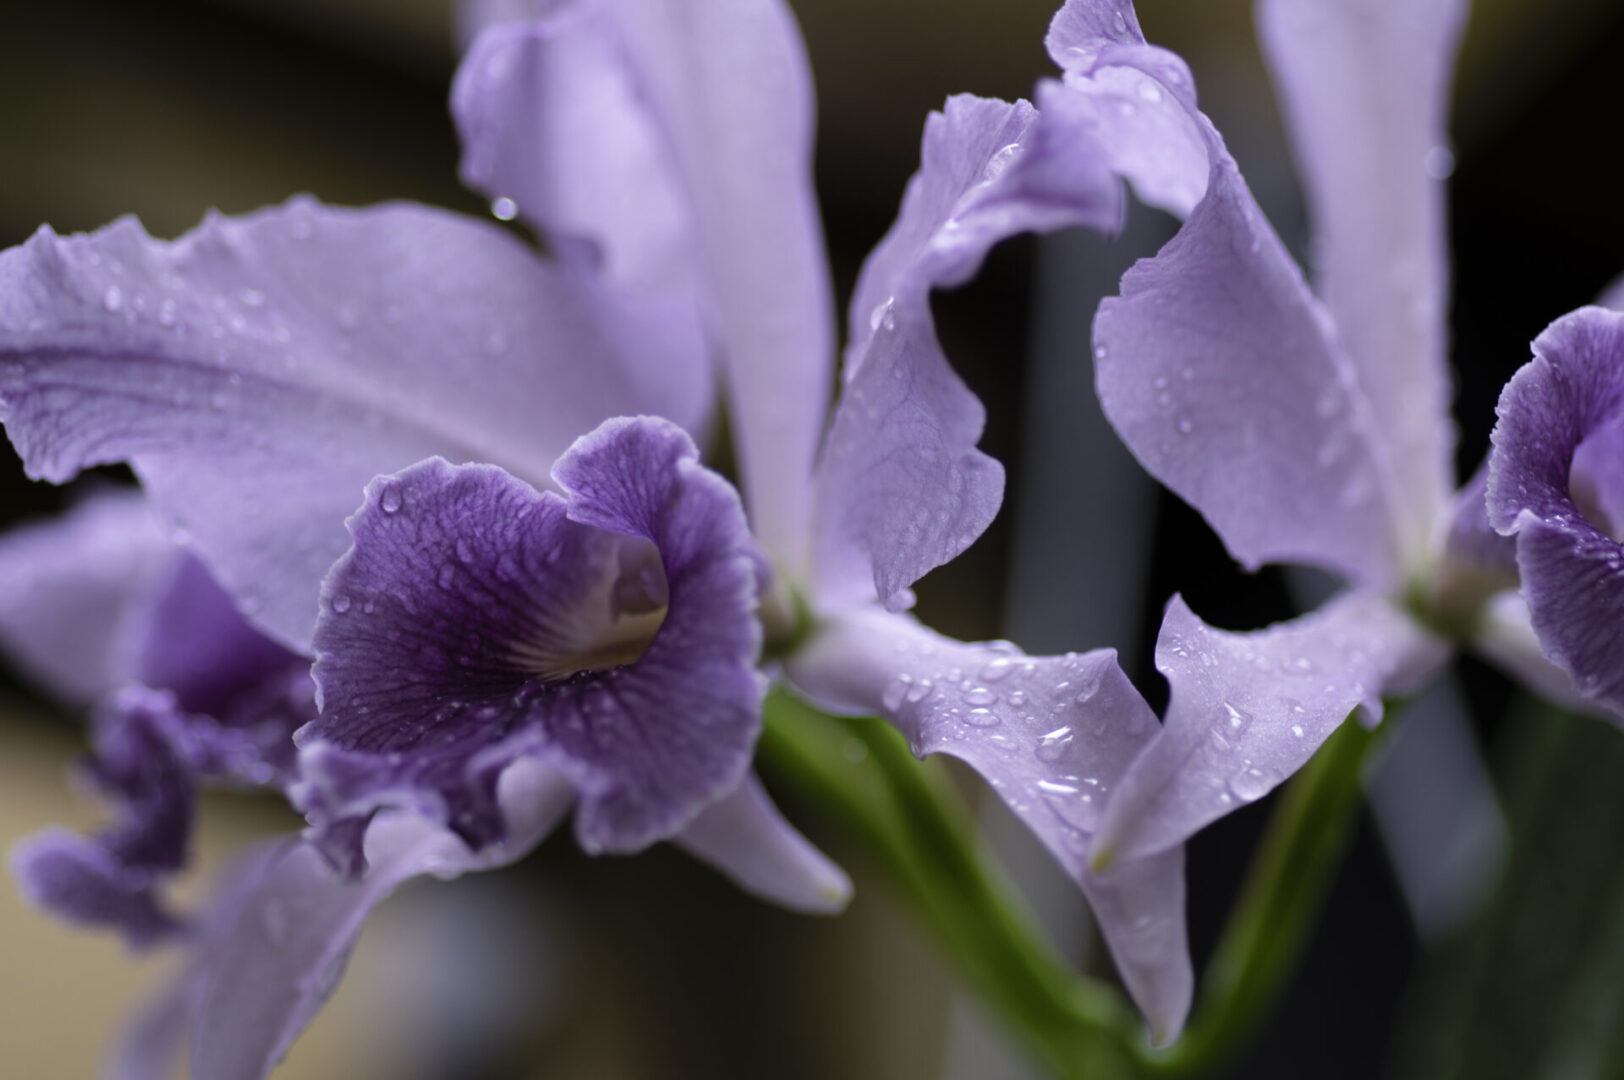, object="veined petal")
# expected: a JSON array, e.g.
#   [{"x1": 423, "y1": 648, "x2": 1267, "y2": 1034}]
[
  {"x1": 0, "y1": 200, "x2": 709, "y2": 650},
  {"x1": 674, "y1": 772, "x2": 851, "y2": 914},
  {"x1": 1487, "y1": 308, "x2": 1624, "y2": 715},
  {"x1": 815, "y1": 93, "x2": 1121, "y2": 609},
  {"x1": 190, "y1": 759, "x2": 574, "y2": 1080},
  {"x1": 786, "y1": 608, "x2": 1192, "y2": 1043},
  {"x1": 1091, "y1": 592, "x2": 1446, "y2": 866},
  {"x1": 299, "y1": 418, "x2": 764, "y2": 868},
  {"x1": 1258, "y1": 0, "x2": 1467, "y2": 556},
  {"x1": 0, "y1": 490, "x2": 169, "y2": 706}
]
